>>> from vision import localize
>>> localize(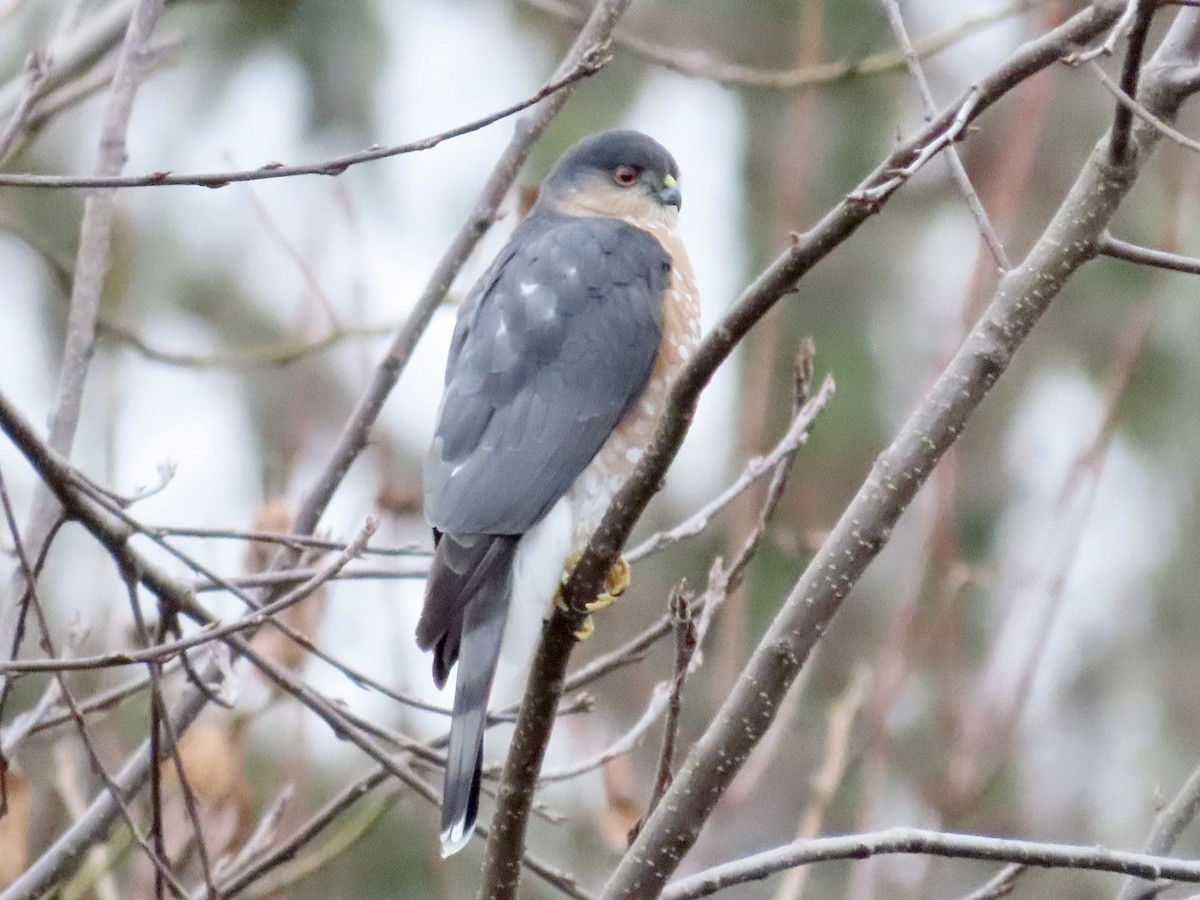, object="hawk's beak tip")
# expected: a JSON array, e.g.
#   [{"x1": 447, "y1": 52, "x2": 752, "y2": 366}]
[{"x1": 658, "y1": 185, "x2": 682, "y2": 210}]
